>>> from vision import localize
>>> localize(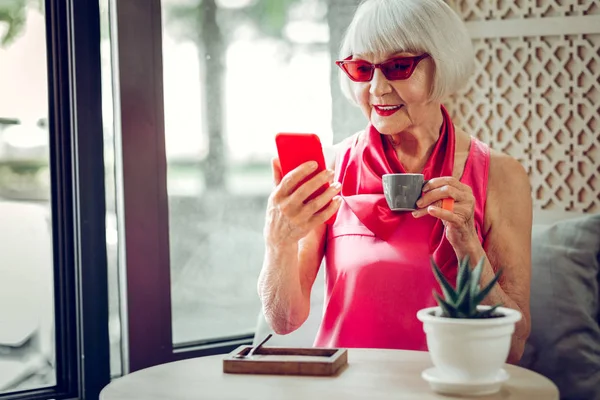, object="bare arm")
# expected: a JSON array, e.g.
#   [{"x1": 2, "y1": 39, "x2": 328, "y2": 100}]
[
  {"x1": 459, "y1": 152, "x2": 532, "y2": 363},
  {"x1": 258, "y1": 146, "x2": 342, "y2": 334},
  {"x1": 258, "y1": 225, "x2": 327, "y2": 334}
]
